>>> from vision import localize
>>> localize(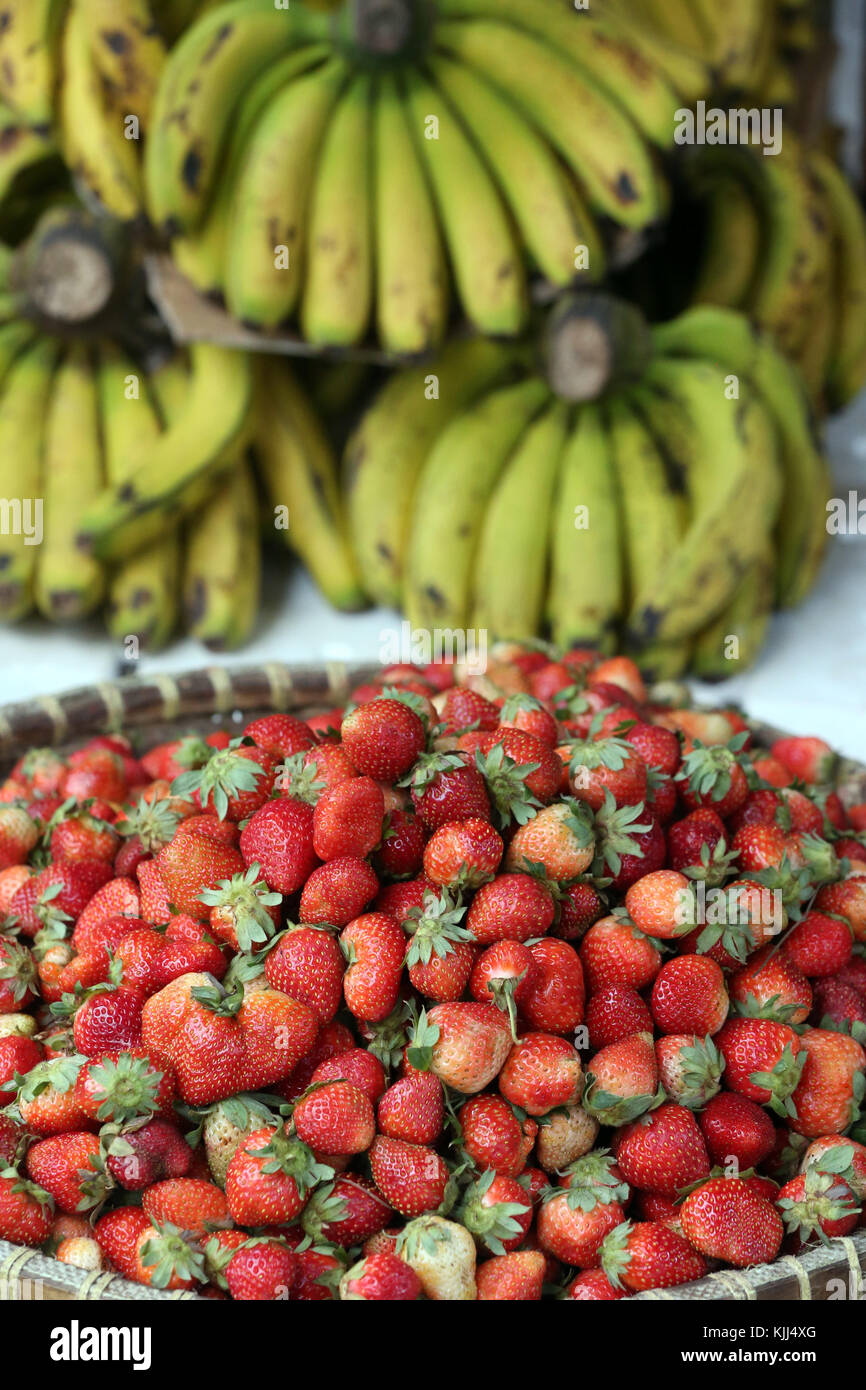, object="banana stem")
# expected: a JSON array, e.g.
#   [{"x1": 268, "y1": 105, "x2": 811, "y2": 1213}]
[
  {"x1": 350, "y1": 0, "x2": 414, "y2": 54},
  {"x1": 541, "y1": 293, "x2": 653, "y2": 402},
  {"x1": 12, "y1": 209, "x2": 123, "y2": 328}
]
